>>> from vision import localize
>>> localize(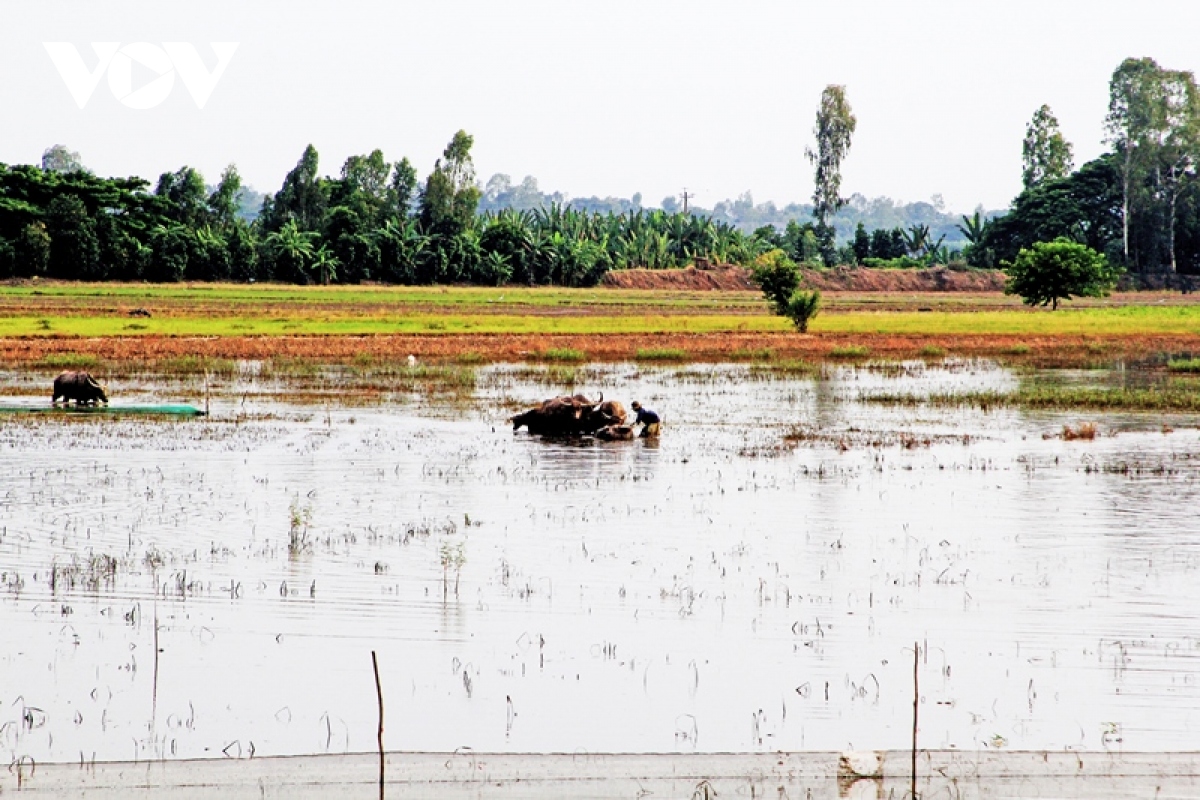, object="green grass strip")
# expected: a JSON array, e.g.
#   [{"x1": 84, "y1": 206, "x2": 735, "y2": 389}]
[{"x1": 866, "y1": 386, "x2": 1200, "y2": 412}]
